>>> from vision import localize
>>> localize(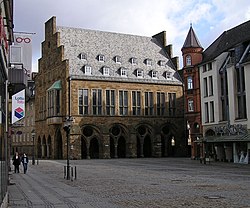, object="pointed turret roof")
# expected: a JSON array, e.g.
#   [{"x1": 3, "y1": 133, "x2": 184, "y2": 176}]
[{"x1": 182, "y1": 25, "x2": 202, "y2": 49}]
